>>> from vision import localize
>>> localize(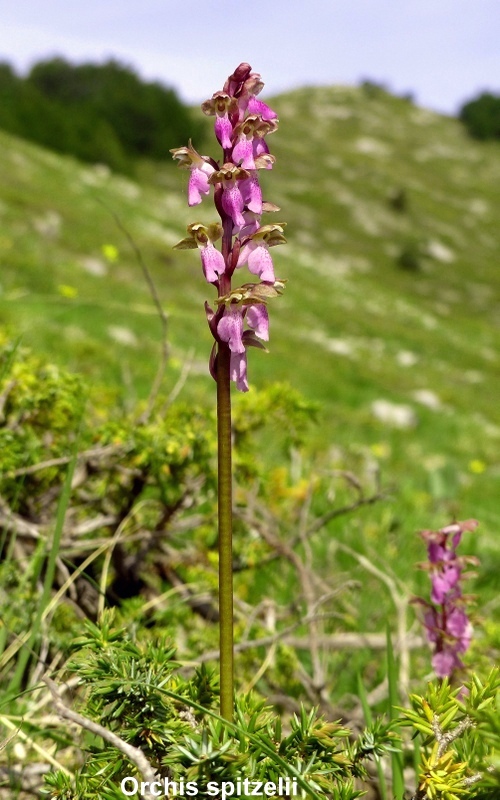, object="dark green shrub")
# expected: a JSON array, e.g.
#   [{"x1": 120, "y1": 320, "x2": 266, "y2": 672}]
[
  {"x1": 0, "y1": 57, "x2": 206, "y2": 173},
  {"x1": 28, "y1": 58, "x2": 205, "y2": 162},
  {"x1": 459, "y1": 92, "x2": 500, "y2": 141},
  {"x1": 396, "y1": 238, "x2": 423, "y2": 272}
]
